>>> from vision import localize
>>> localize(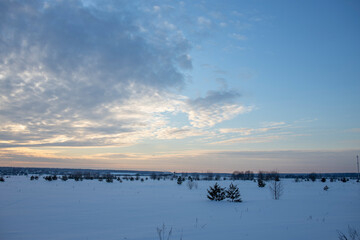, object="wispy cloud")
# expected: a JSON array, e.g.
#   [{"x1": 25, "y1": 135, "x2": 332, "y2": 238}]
[
  {"x1": 212, "y1": 122, "x2": 290, "y2": 145},
  {"x1": 155, "y1": 126, "x2": 206, "y2": 140},
  {"x1": 210, "y1": 135, "x2": 281, "y2": 145},
  {"x1": 349, "y1": 128, "x2": 360, "y2": 133},
  {"x1": 197, "y1": 16, "x2": 212, "y2": 28},
  {"x1": 185, "y1": 90, "x2": 252, "y2": 128},
  {"x1": 232, "y1": 33, "x2": 247, "y2": 41}
]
